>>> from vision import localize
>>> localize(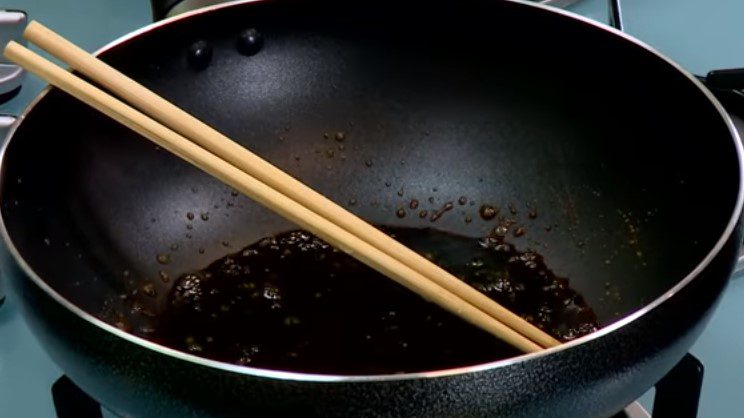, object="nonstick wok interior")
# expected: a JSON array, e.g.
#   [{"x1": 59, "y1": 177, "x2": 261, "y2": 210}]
[{"x1": 1, "y1": 0, "x2": 739, "y2": 370}]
